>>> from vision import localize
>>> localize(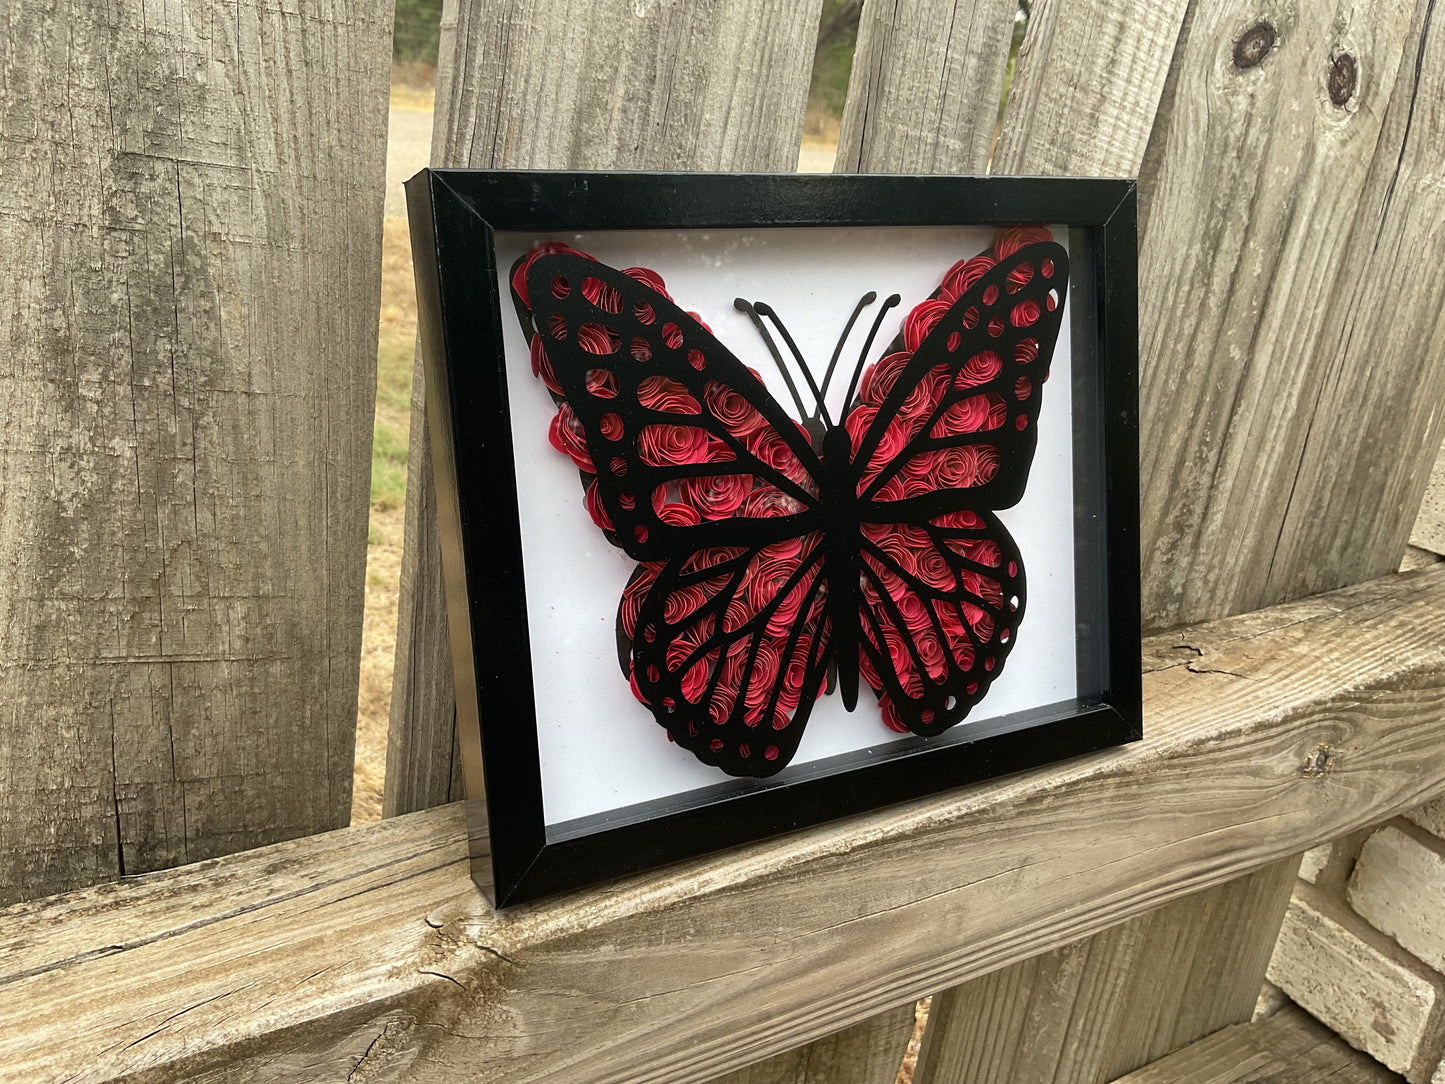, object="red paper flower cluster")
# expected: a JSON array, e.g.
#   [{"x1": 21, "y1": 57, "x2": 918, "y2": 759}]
[
  {"x1": 518, "y1": 224, "x2": 1051, "y2": 740},
  {"x1": 516, "y1": 242, "x2": 812, "y2": 537},
  {"x1": 843, "y1": 225, "x2": 1049, "y2": 729},
  {"x1": 619, "y1": 540, "x2": 828, "y2": 752},
  {"x1": 858, "y1": 510, "x2": 1009, "y2": 732},
  {"x1": 516, "y1": 243, "x2": 825, "y2": 746}
]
